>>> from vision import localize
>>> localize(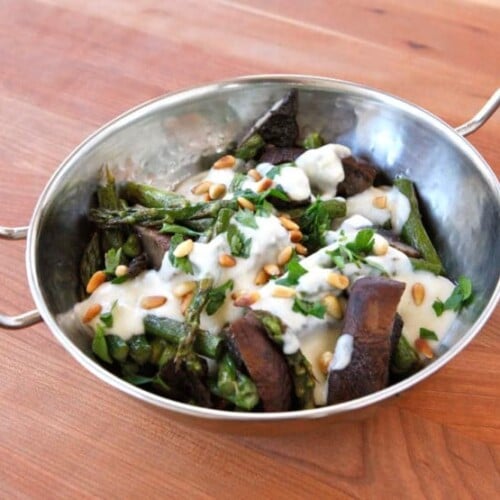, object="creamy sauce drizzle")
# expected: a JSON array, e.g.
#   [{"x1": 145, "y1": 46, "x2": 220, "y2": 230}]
[{"x1": 76, "y1": 142, "x2": 458, "y2": 407}]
